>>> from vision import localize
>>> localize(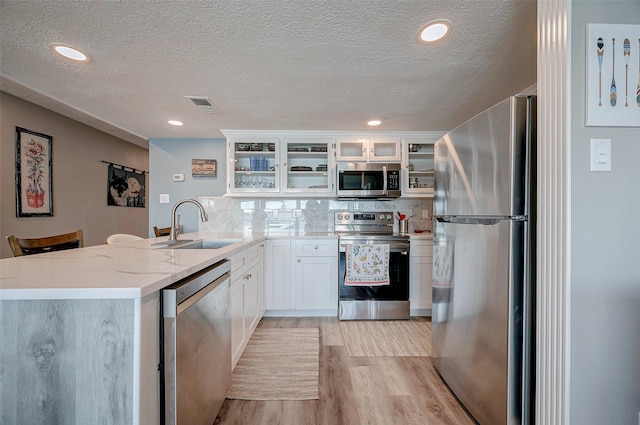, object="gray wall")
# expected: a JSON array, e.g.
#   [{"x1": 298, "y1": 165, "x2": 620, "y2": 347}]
[
  {"x1": 570, "y1": 2, "x2": 640, "y2": 424},
  {"x1": 148, "y1": 138, "x2": 227, "y2": 236},
  {"x1": 0, "y1": 93, "x2": 149, "y2": 258}
]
